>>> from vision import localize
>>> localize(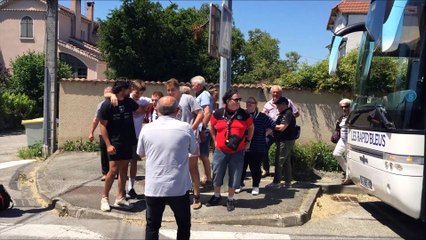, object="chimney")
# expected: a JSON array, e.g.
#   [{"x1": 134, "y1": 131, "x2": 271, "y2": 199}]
[
  {"x1": 86, "y1": 1, "x2": 94, "y2": 22},
  {"x1": 70, "y1": 0, "x2": 81, "y2": 39},
  {"x1": 86, "y1": 1, "x2": 95, "y2": 43}
]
